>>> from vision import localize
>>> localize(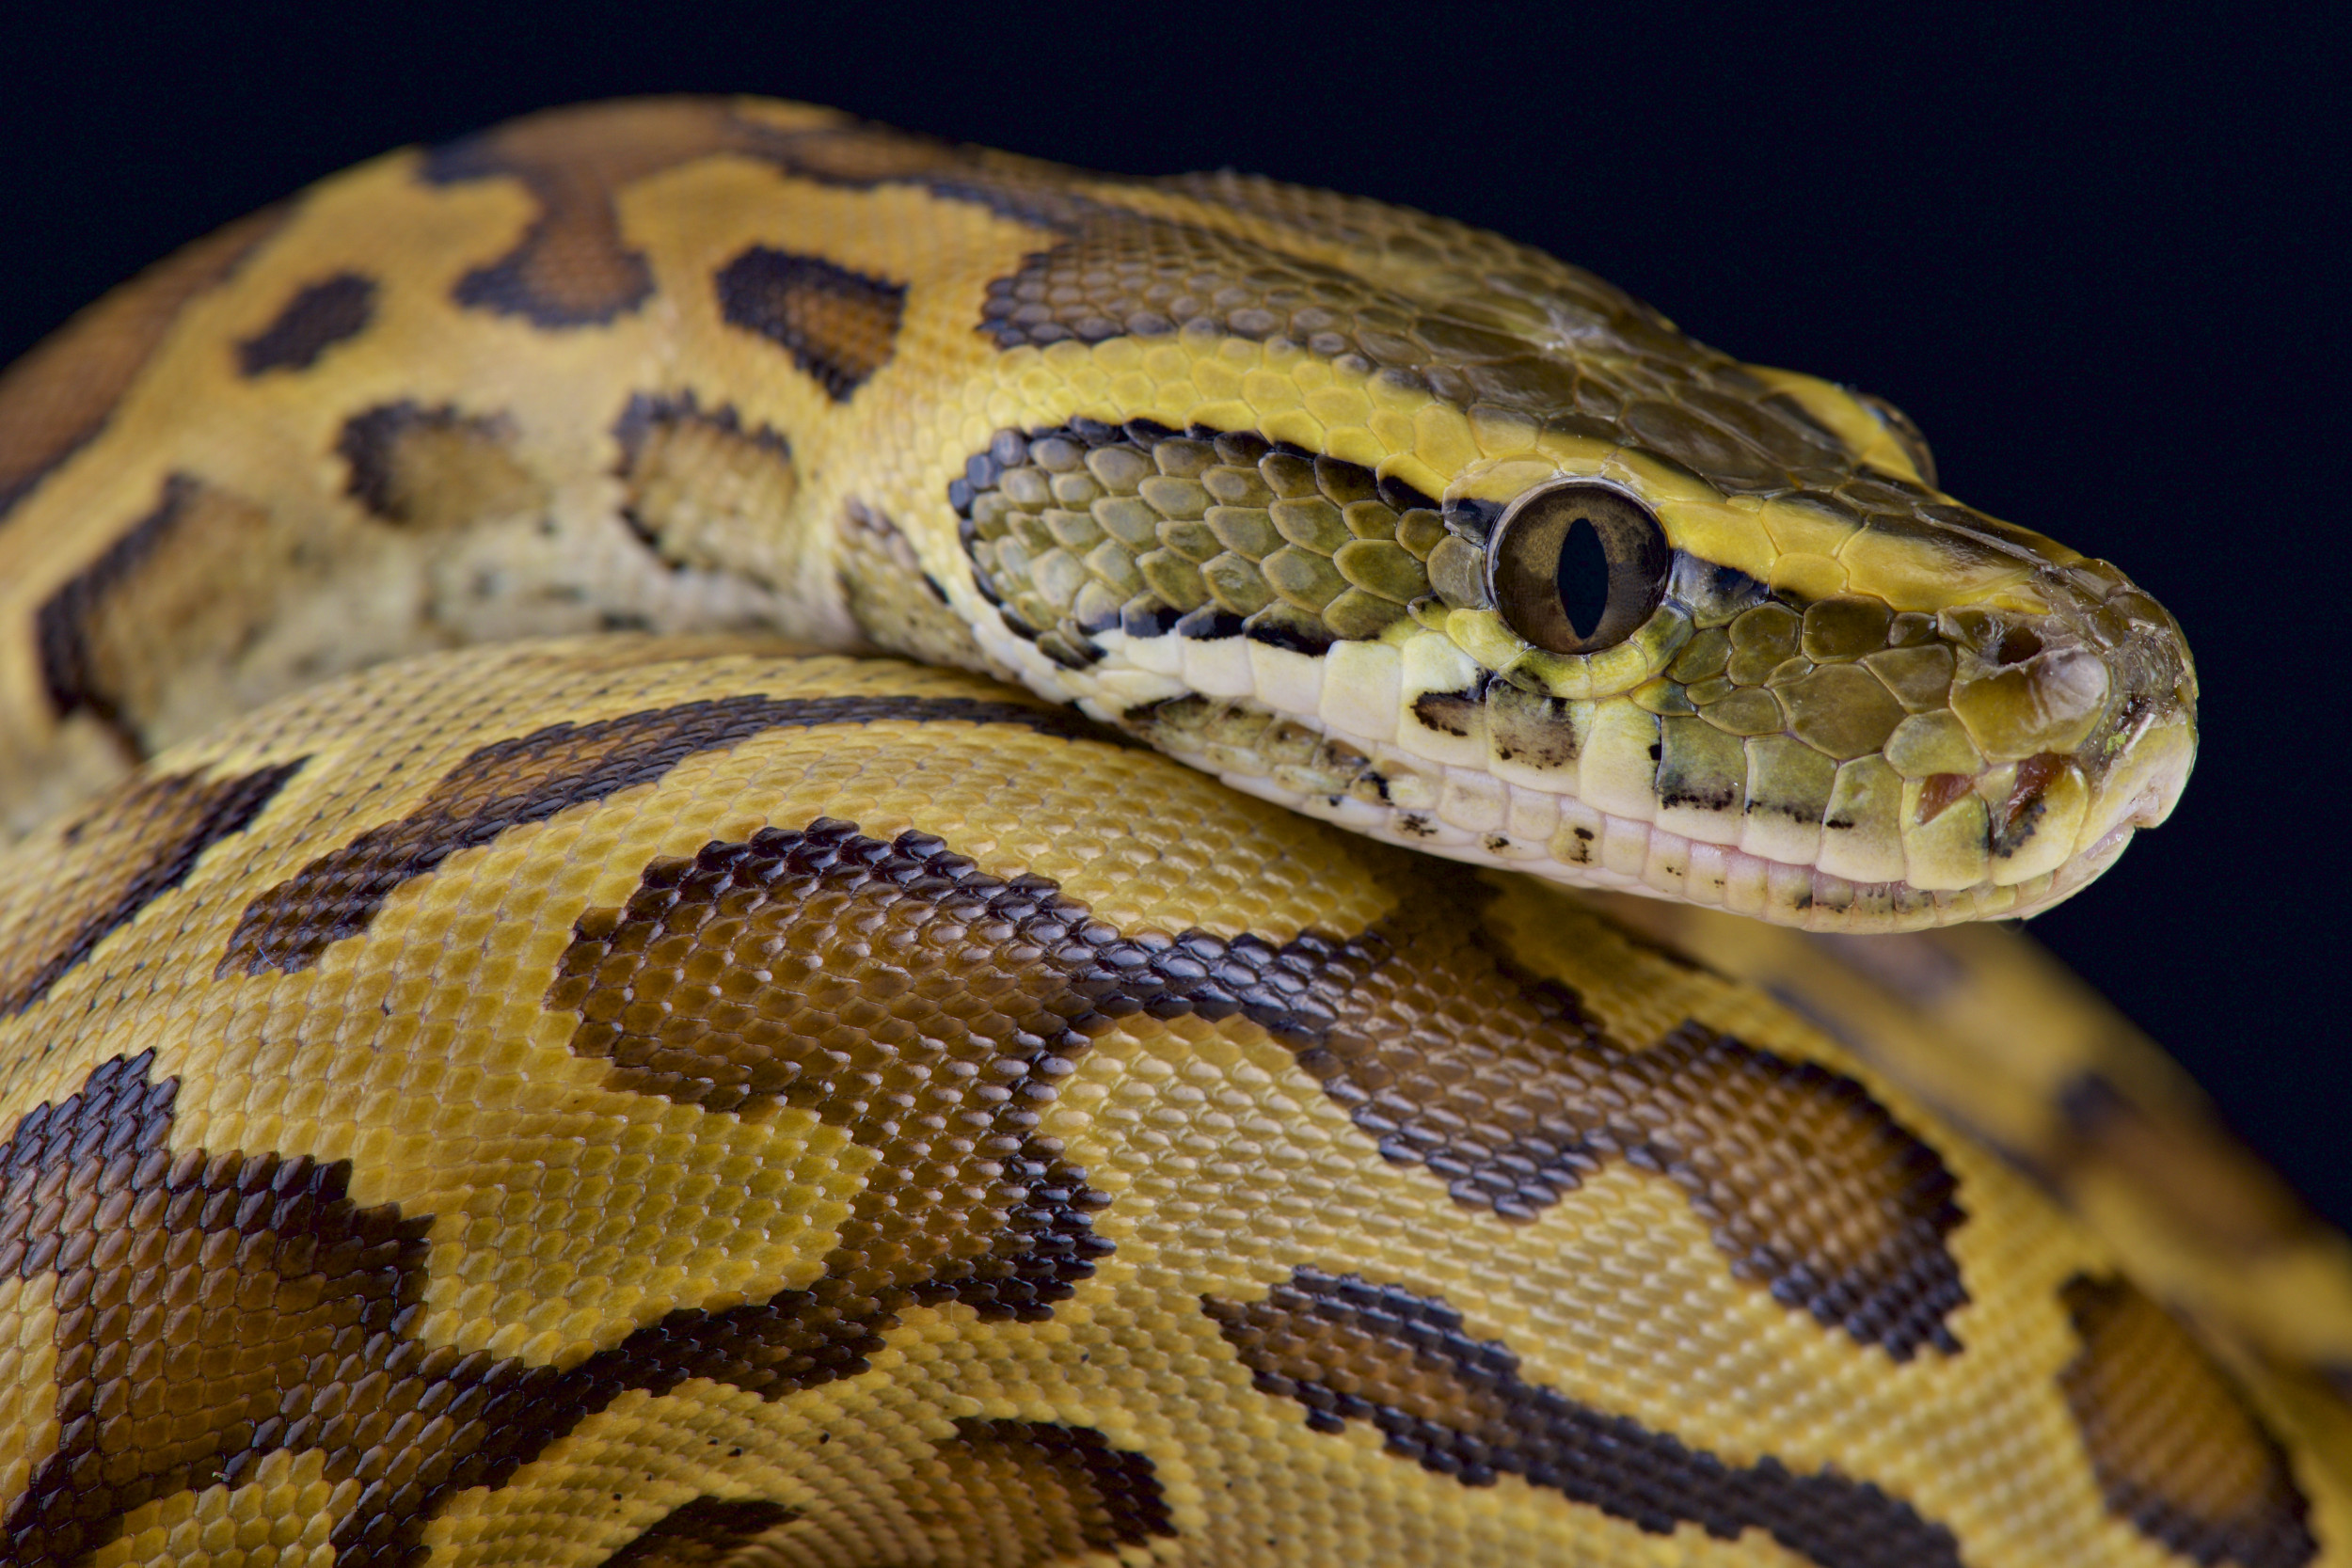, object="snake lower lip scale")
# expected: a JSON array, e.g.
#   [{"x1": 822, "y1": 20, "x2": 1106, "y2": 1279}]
[{"x1": 0, "y1": 94, "x2": 2331, "y2": 1566}]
